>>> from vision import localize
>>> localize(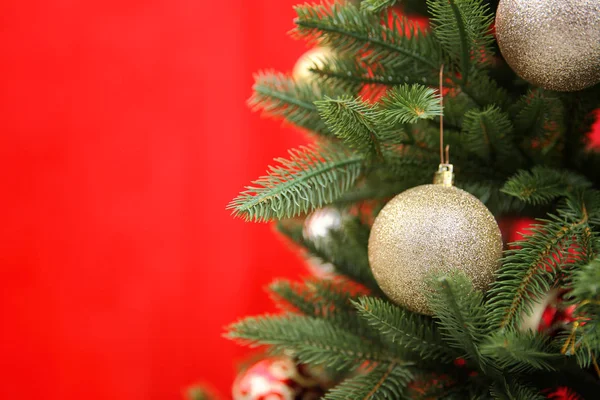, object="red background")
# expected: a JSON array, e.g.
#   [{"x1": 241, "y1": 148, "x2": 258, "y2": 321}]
[
  {"x1": 1, "y1": 1, "x2": 599, "y2": 400},
  {"x1": 0, "y1": 0, "x2": 308, "y2": 399}
]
